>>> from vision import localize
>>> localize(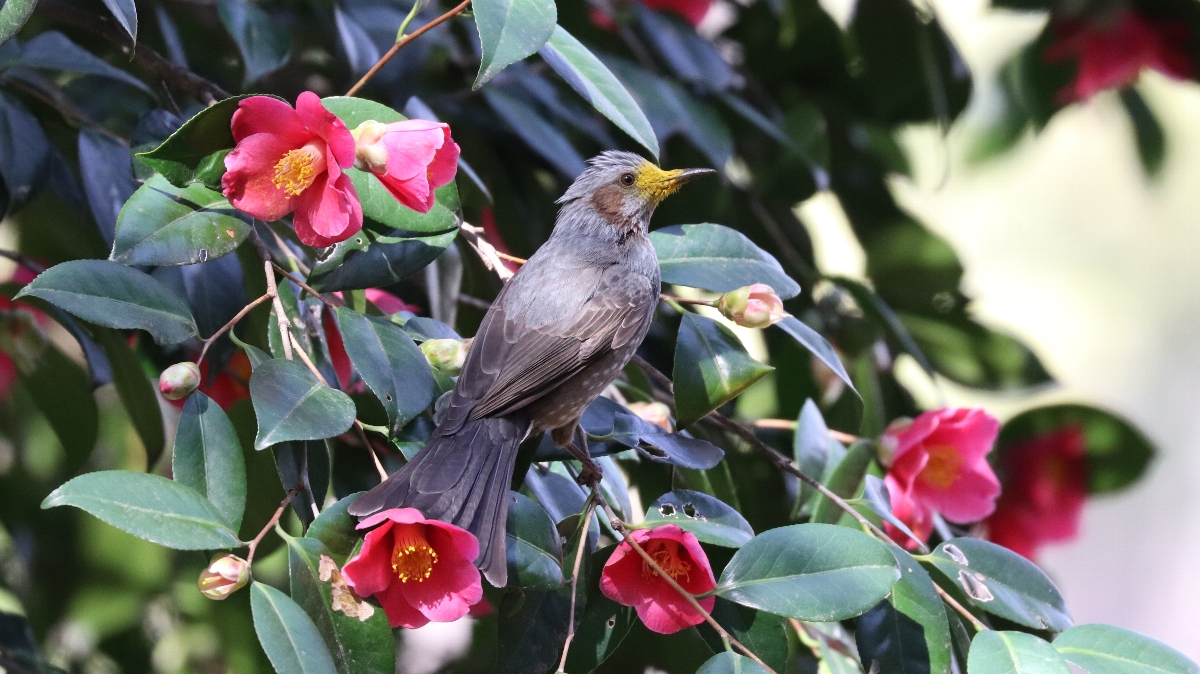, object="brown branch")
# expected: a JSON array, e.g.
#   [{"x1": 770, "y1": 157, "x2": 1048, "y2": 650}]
[
  {"x1": 196, "y1": 293, "x2": 271, "y2": 366},
  {"x1": 247, "y1": 488, "x2": 299, "y2": 563},
  {"x1": 289, "y1": 332, "x2": 329, "y2": 385},
  {"x1": 558, "y1": 502, "x2": 596, "y2": 673},
  {"x1": 250, "y1": 229, "x2": 294, "y2": 360},
  {"x1": 345, "y1": 0, "x2": 473, "y2": 96},
  {"x1": 459, "y1": 222, "x2": 515, "y2": 281},
  {"x1": 271, "y1": 263, "x2": 338, "y2": 309},
  {"x1": 751, "y1": 419, "x2": 860, "y2": 445},
  {"x1": 355, "y1": 421, "x2": 390, "y2": 482},
  {"x1": 935, "y1": 584, "x2": 988, "y2": 632}
]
